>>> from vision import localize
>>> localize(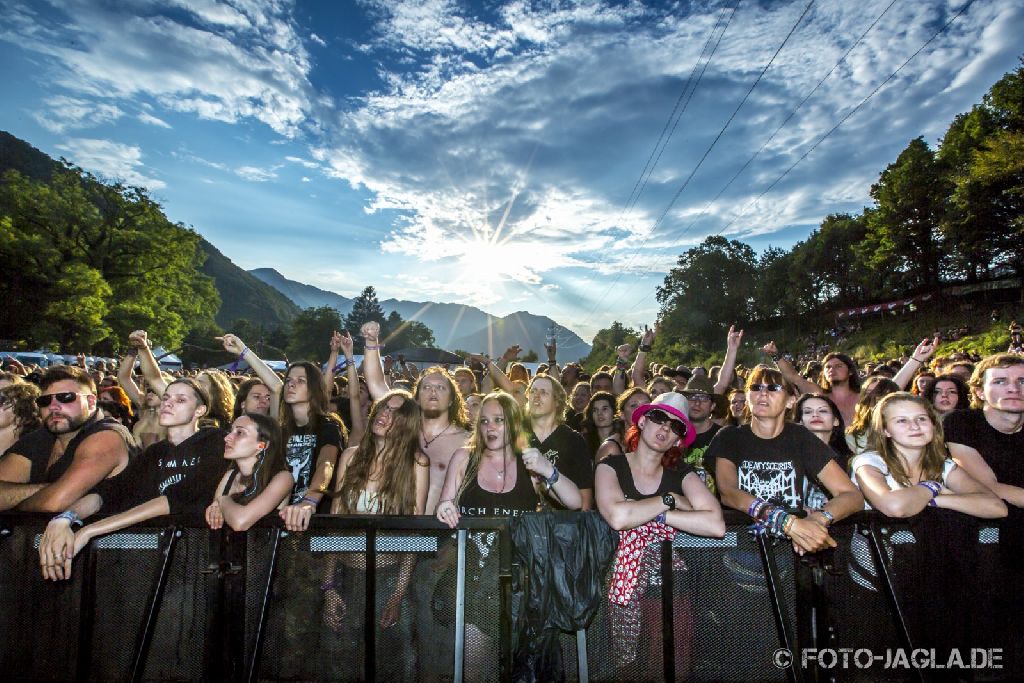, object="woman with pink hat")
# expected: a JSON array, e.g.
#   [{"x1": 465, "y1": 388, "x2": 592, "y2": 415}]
[{"x1": 595, "y1": 391, "x2": 725, "y2": 668}]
